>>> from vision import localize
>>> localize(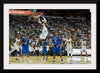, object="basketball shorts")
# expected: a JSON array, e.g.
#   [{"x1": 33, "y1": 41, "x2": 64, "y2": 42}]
[
  {"x1": 53, "y1": 45, "x2": 61, "y2": 54},
  {"x1": 13, "y1": 45, "x2": 20, "y2": 51},
  {"x1": 29, "y1": 46, "x2": 33, "y2": 52},
  {"x1": 43, "y1": 47, "x2": 48, "y2": 54},
  {"x1": 35, "y1": 47, "x2": 39, "y2": 51},
  {"x1": 67, "y1": 45, "x2": 73, "y2": 53},
  {"x1": 39, "y1": 30, "x2": 48, "y2": 40},
  {"x1": 81, "y1": 47, "x2": 87, "y2": 52},
  {"x1": 39, "y1": 46, "x2": 43, "y2": 52},
  {"x1": 22, "y1": 45, "x2": 29, "y2": 54}
]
